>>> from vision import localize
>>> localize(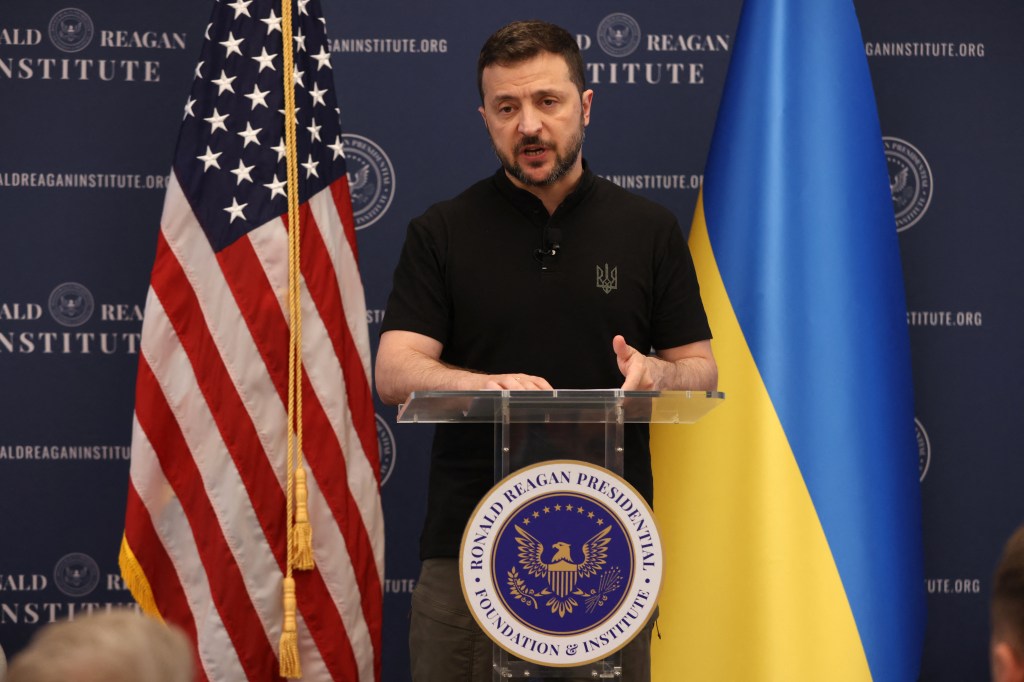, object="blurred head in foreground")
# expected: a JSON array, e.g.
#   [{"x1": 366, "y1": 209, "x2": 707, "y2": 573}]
[
  {"x1": 992, "y1": 524, "x2": 1024, "y2": 682},
  {"x1": 5, "y1": 609, "x2": 195, "y2": 682}
]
